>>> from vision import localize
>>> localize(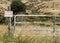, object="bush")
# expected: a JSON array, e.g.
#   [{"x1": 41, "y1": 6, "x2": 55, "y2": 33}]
[
  {"x1": 11, "y1": 0, "x2": 26, "y2": 14},
  {"x1": 0, "y1": 15, "x2": 7, "y2": 24}
]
